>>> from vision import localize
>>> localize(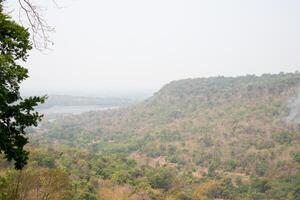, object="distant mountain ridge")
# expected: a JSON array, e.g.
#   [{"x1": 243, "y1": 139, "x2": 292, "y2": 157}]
[{"x1": 71, "y1": 73, "x2": 300, "y2": 130}]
